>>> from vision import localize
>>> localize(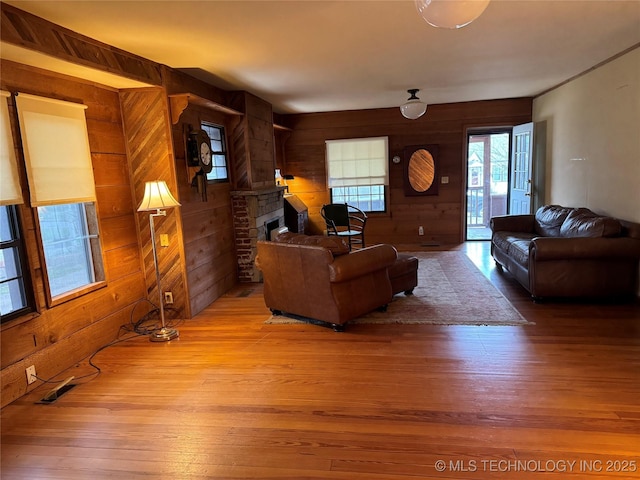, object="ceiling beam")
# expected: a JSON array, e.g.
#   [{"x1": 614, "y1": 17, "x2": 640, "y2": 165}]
[{"x1": 1, "y1": 3, "x2": 163, "y2": 86}]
